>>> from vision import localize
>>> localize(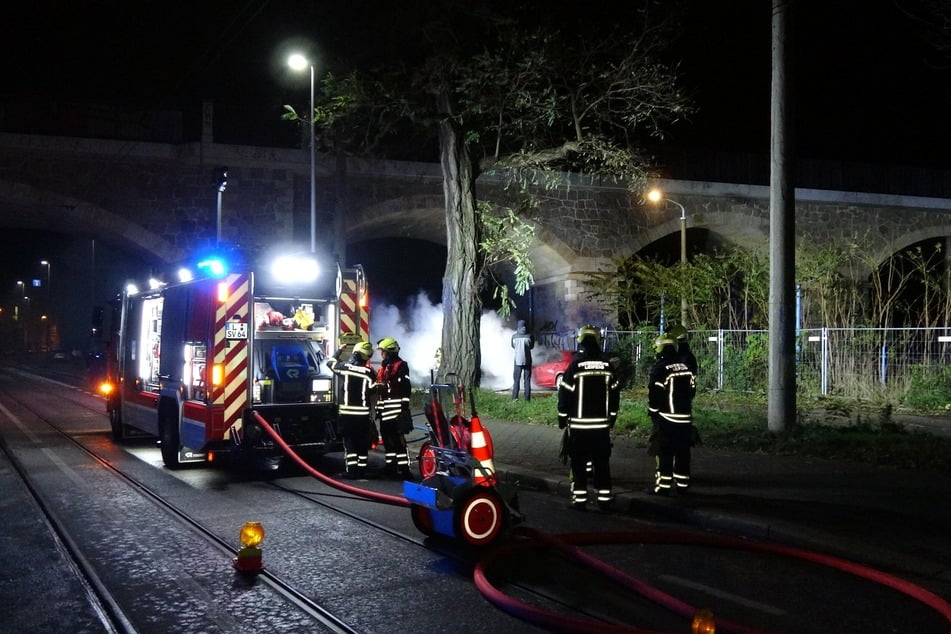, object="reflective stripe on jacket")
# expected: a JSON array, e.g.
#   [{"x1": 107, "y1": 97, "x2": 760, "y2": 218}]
[{"x1": 558, "y1": 355, "x2": 620, "y2": 430}]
